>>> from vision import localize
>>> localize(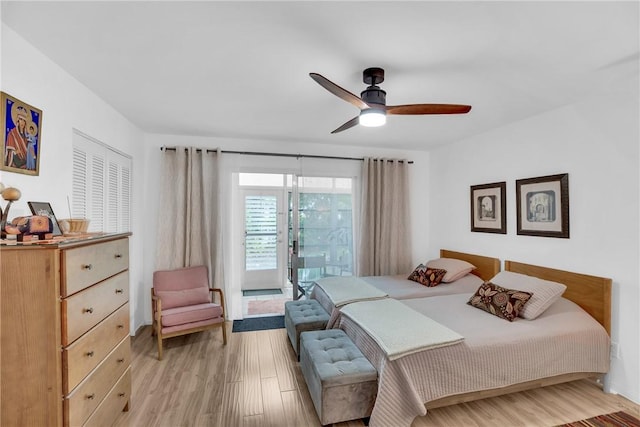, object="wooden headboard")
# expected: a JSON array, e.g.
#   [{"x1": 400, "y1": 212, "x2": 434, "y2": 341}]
[
  {"x1": 439, "y1": 249, "x2": 500, "y2": 282},
  {"x1": 505, "y1": 260, "x2": 612, "y2": 336}
]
